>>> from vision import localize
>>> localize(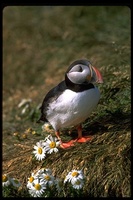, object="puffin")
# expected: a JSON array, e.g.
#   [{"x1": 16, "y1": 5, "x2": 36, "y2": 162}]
[{"x1": 37, "y1": 59, "x2": 103, "y2": 148}]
